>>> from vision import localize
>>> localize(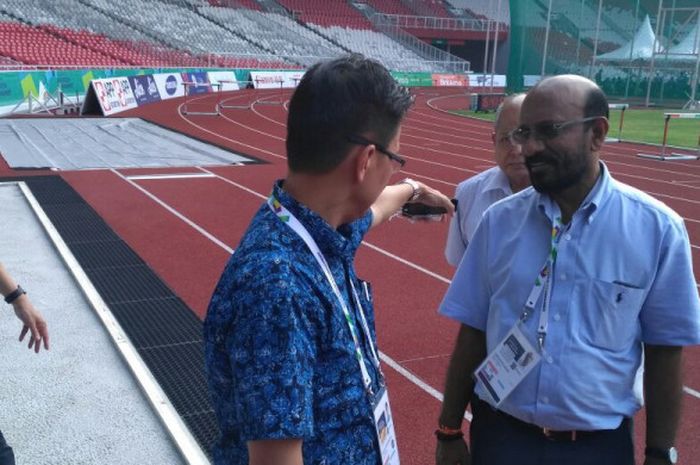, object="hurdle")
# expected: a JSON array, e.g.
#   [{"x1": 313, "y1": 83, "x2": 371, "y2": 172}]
[
  {"x1": 216, "y1": 80, "x2": 253, "y2": 110},
  {"x1": 637, "y1": 112, "x2": 700, "y2": 161},
  {"x1": 605, "y1": 103, "x2": 629, "y2": 143},
  {"x1": 181, "y1": 81, "x2": 221, "y2": 116},
  {"x1": 253, "y1": 78, "x2": 285, "y2": 105}
]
